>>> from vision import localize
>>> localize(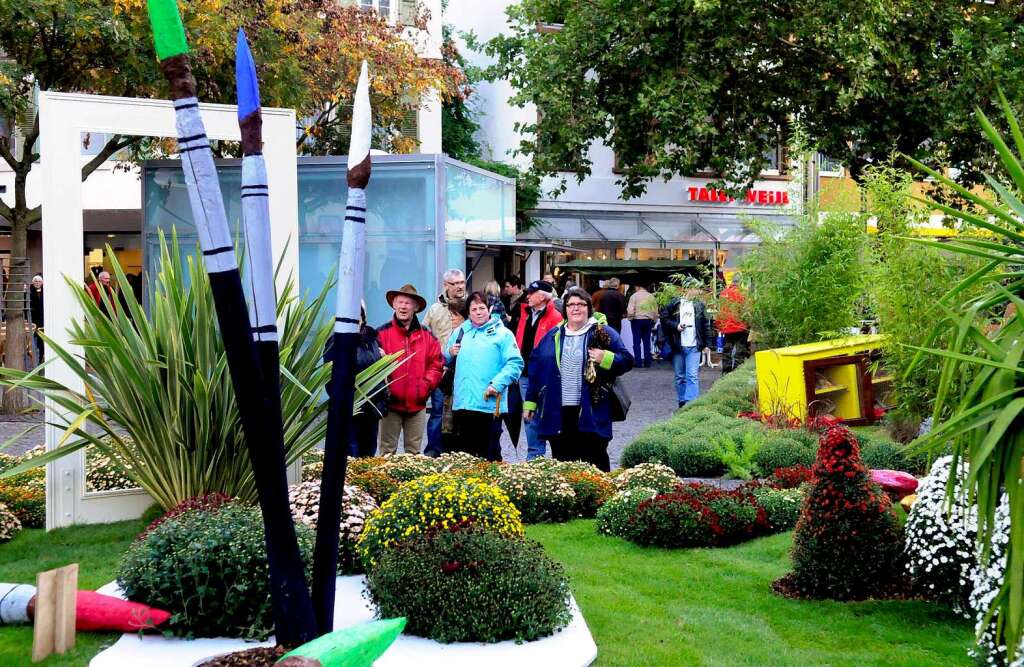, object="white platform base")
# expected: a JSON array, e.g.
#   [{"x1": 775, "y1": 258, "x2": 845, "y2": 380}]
[{"x1": 89, "y1": 576, "x2": 597, "y2": 667}]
